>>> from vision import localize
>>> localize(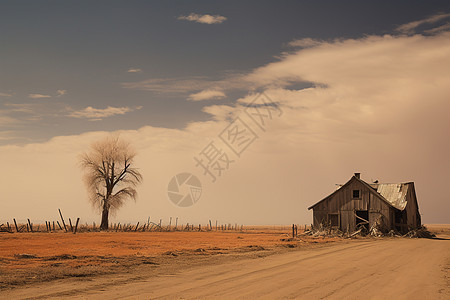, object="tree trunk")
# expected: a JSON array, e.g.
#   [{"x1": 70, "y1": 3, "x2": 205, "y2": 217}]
[{"x1": 100, "y1": 204, "x2": 109, "y2": 230}]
